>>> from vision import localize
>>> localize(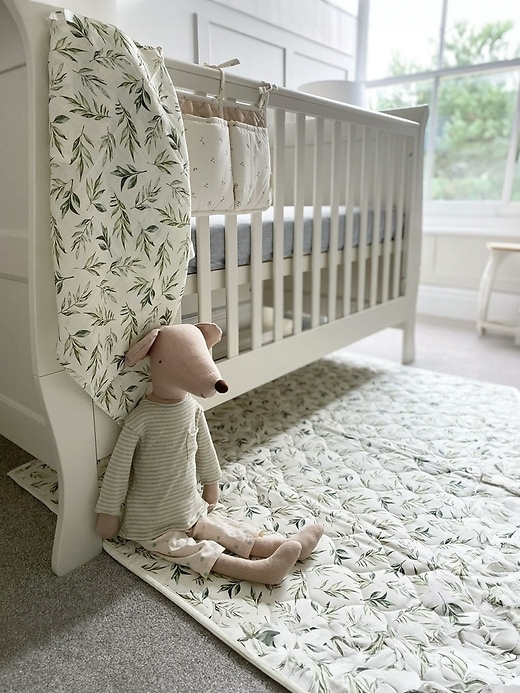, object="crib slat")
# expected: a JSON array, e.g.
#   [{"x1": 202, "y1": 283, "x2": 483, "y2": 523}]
[
  {"x1": 292, "y1": 113, "x2": 306, "y2": 336},
  {"x1": 369, "y1": 129, "x2": 382, "y2": 307},
  {"x1": 273, "y1": 108, "x2": 286, "y2": 342},
  {"x1": 392, "y1": 135, "x2": 406, "y2": 299},
  {"x1": 342, "y1": 122, "x2": 355, "y2": 317},
  {"x1": 327, "y1": 120, "x2": 342, "y2": 322},
  {"x1": 311, "y1": 116, "x2": 325, "y2": 329},
  {"x1": 224, "y1": 214, "x2": 239, "y2": 358},
  {"x1": 400, "y1": 135, "x2": 415, "y2": 297},
  {"x1": 357, "y1": 125, "x2": 369, "y2": 313},
  {"x1": 381, "y1": 133, "x2": 395, "y2": 304},
  {"x1": 250, "y1": 211, "x2": 263, "y2": 350},
  {"x1": 196, "y1": 216, "x2": 212, "y2": 323}
]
